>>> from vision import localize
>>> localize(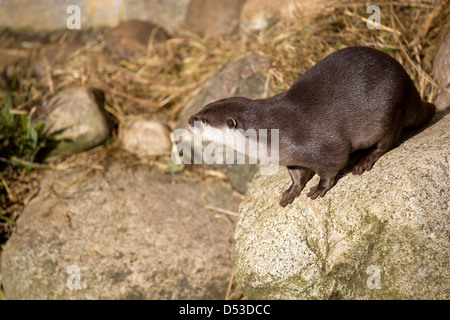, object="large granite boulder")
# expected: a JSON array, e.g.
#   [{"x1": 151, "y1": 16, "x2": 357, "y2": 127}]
[
  {"x1": 1, "y1": 163, "x2": 240, "y2": 299},
  {"x1": 235, "y1": 112, "x2": 449, "y2": 299}
]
